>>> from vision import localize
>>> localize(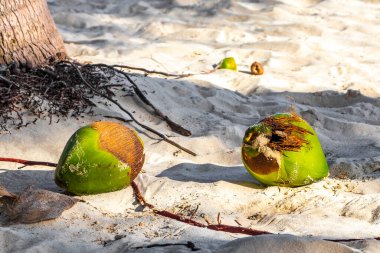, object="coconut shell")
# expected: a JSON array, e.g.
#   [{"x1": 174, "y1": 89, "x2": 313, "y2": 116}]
[
  {"x1": 92, "y1": 122, "x2": 145, "y2": 181},
  {"x1": 55, "y1": 121, "x2": 144, "y2": 195},
  {"x1": 242, "y1": 113, "x2": 329, "y2": 187},
  {"x1": 218, "y1": 57, "x2": 238, "y2": 71}
]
